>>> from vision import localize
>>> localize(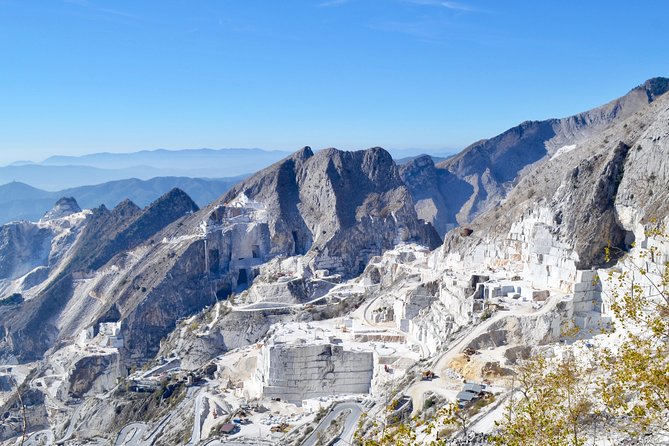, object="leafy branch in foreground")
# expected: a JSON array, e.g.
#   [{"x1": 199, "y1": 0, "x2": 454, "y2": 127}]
[{"x1": 494, "y1": 228, "x2": 669, "y2": 445}]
